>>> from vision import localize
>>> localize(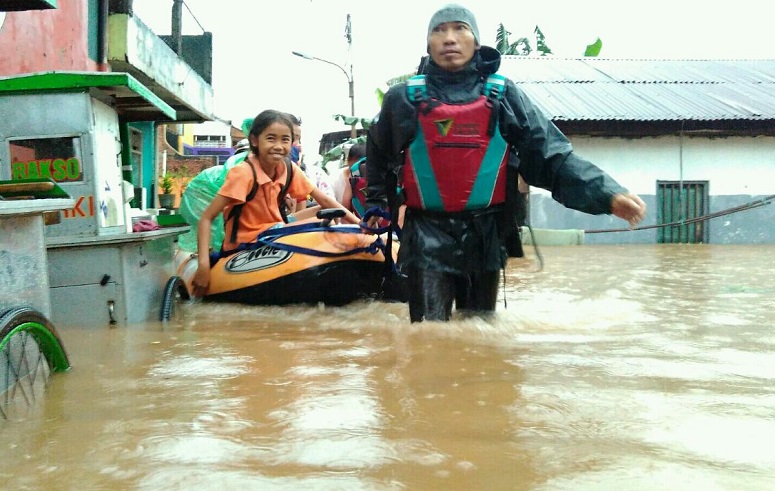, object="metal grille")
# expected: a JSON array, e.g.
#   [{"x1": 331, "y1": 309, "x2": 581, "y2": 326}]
[{"x1": 656, "y1": 180, "x2": 710, "y2": 243}]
